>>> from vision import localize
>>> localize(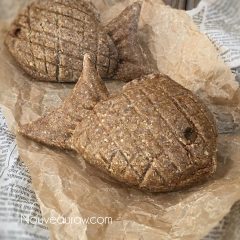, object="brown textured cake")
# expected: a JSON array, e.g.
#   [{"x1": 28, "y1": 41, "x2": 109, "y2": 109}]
[
  {"x1": 5, "y1": 0, "x2": 153, "y2": 82},
  {"x1": 19, "y1": 54, "x2": 109, "y2": 149},
  {"x1": 19, "y1": 54, "x2": 218, "y2": 192}
]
